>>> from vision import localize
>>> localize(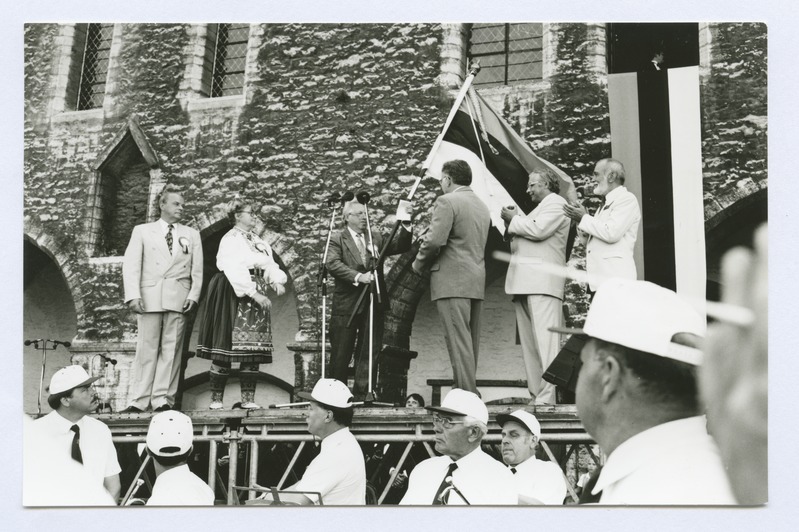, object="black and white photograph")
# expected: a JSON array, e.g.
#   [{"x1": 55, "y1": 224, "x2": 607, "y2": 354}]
[{"x1": 6, "y1": 0, "x2": 792, "y2": 530}]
